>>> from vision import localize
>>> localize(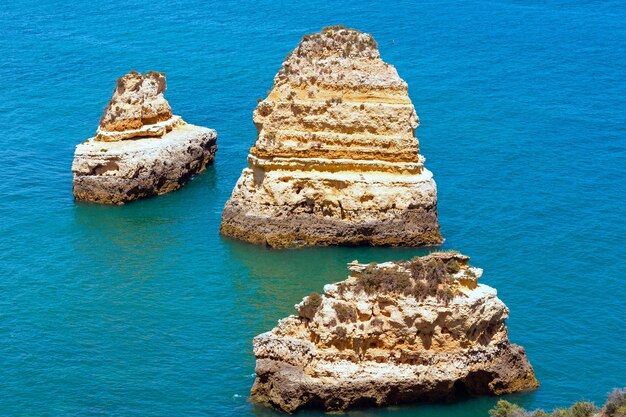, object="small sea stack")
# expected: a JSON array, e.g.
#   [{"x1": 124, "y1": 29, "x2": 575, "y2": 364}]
[
  {"x1": 251, "y1": 252, "x2": 538, "y2": 413},
  {"x1": 72, "y1": 71, "x2": 217, "y2": 204},
  {"x1": 220, "y1": 26, "x2": 442, "y2": 248}
]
